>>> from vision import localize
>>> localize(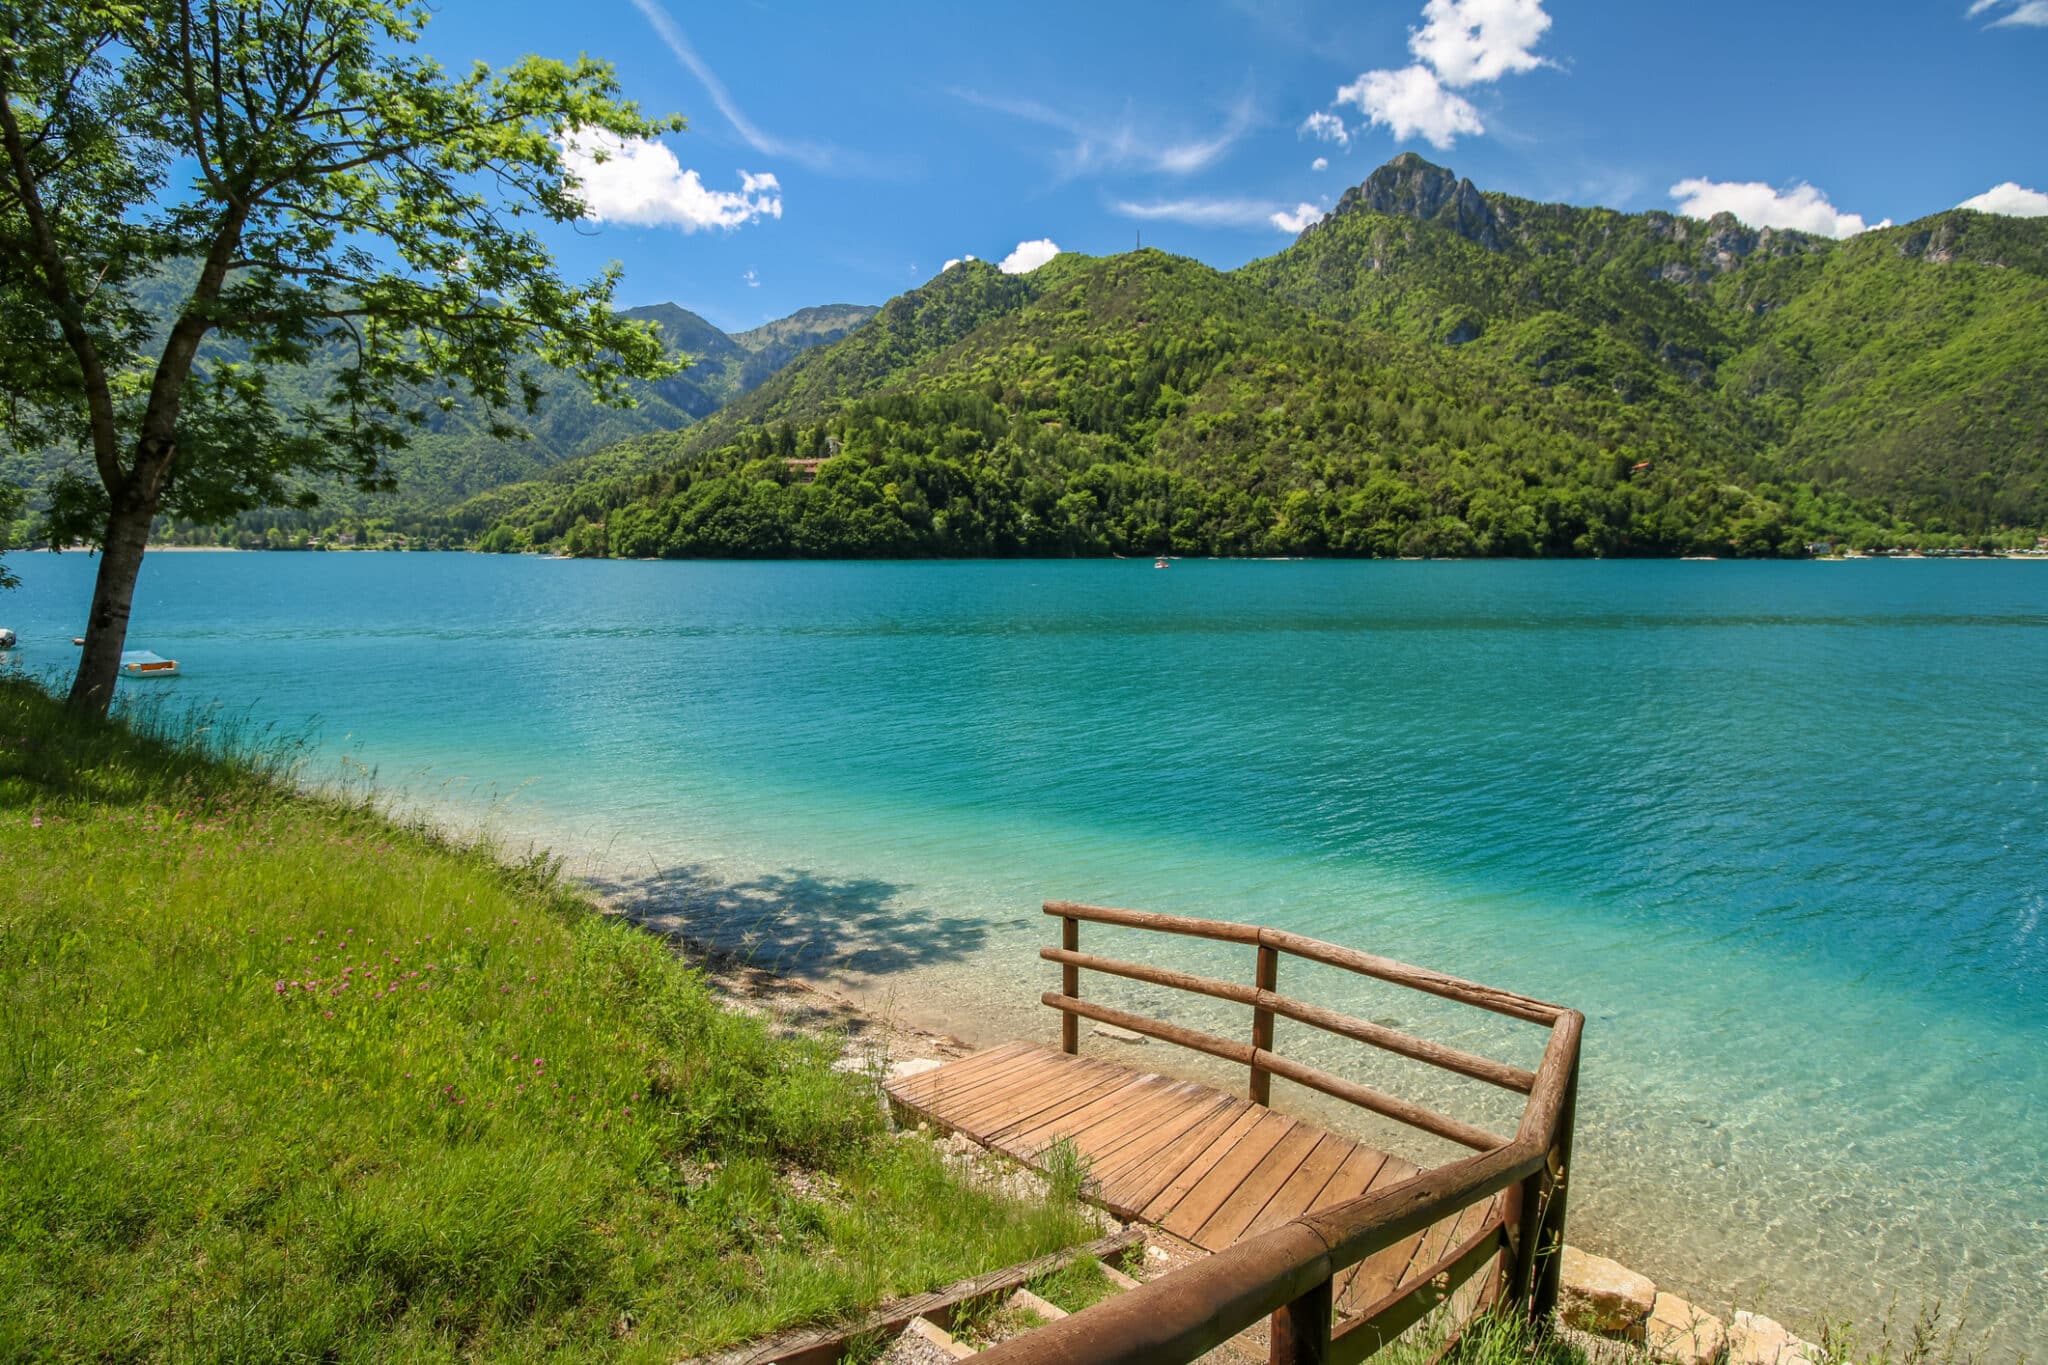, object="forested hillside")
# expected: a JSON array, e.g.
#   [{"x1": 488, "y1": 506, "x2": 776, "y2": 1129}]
[
  {"x1": 2, "y1": 299, "x2": 875, "y2": 549},
  {"x1": 470, "y1": 155, "x2": 2048, "y2": 559}
]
